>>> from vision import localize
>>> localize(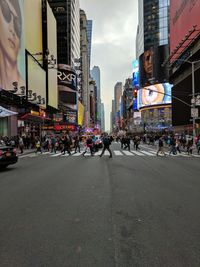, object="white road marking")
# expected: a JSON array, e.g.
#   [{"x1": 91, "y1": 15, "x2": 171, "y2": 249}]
[
  {"x1": 140, "y1": 150, "x2": 156, "y2": 156},
  {"x1": 123, "y1": 151, "x2": 135, "y2": 156},
  {"x1": 131, "y1": 150, "x2": 145, "y2": 156},
  {"x1": 51, "y1": 153, "x2": 62, "y2": 157},
  {"x1": 114, "y1": 150, "x2": 123, "y2": 156}
]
